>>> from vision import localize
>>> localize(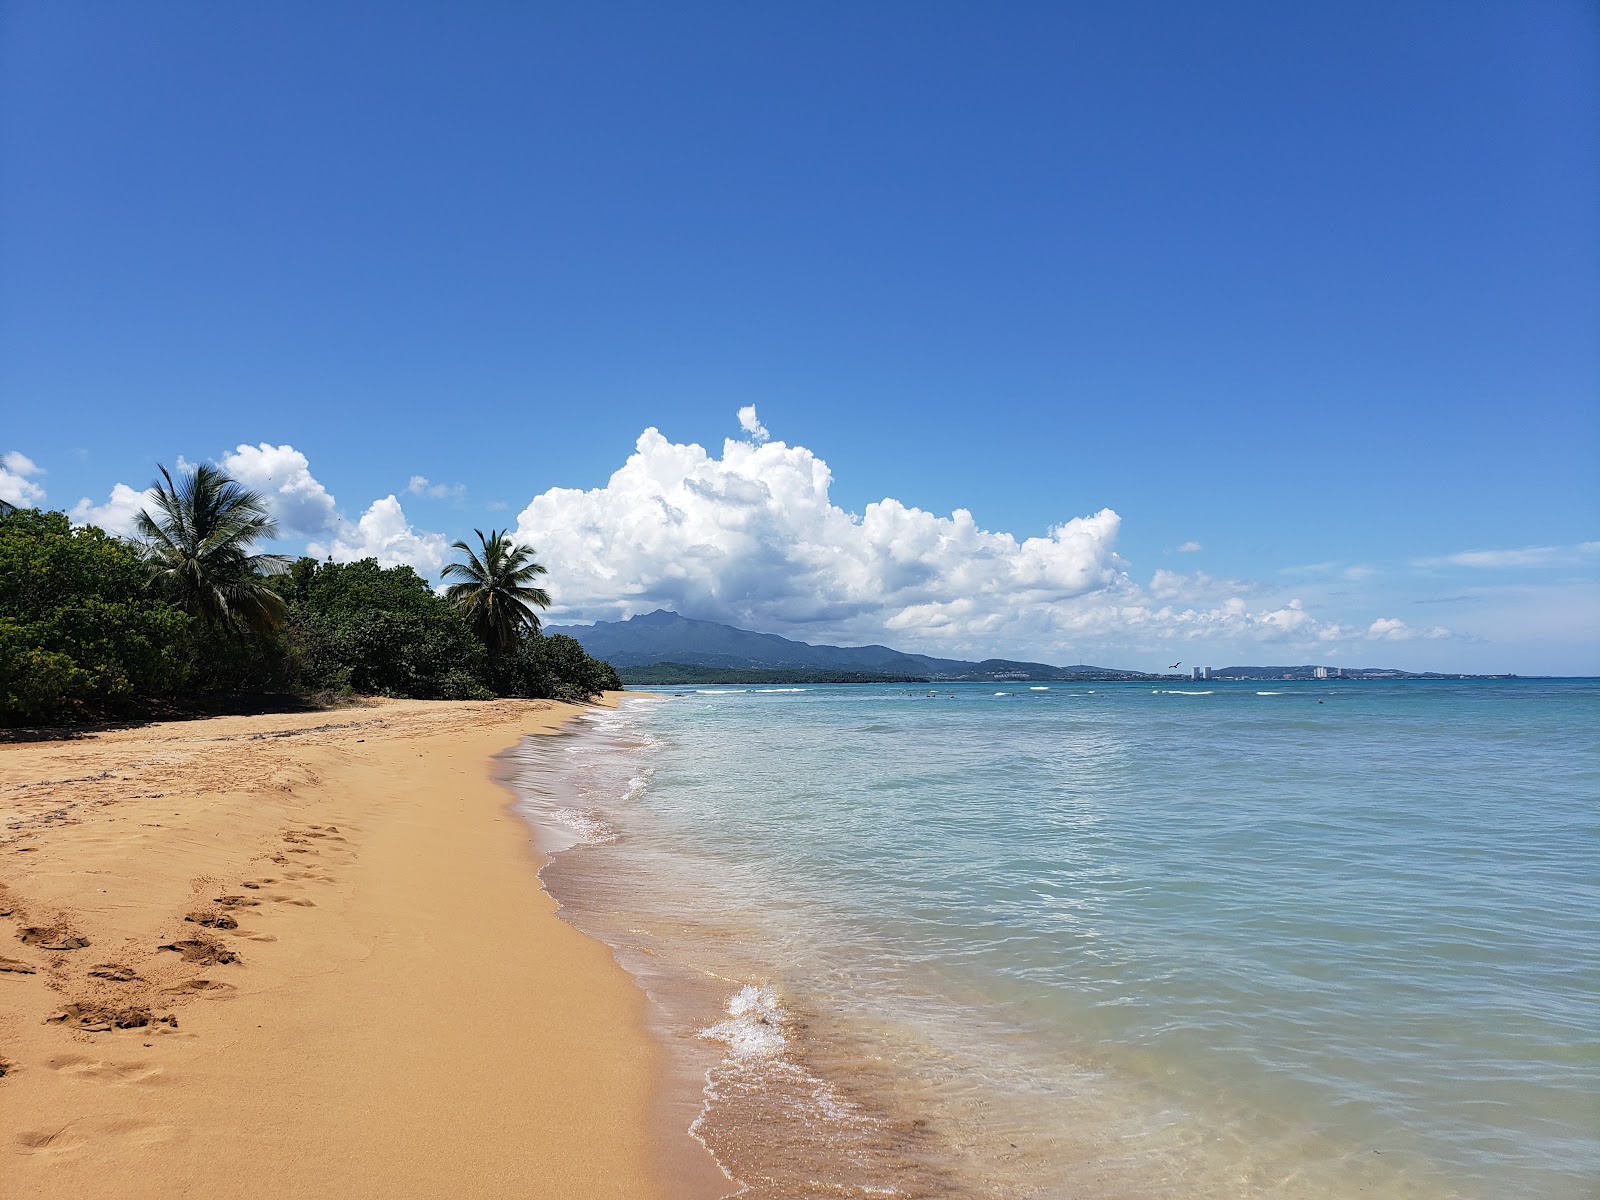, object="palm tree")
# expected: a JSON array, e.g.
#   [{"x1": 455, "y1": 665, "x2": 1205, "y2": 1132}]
[
  {"x1": 442, "y1": 529, "x2": 551, "y2": 654},
  {"x1": 135, "y1": 463, "x2": 289, "y2": 633}
]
